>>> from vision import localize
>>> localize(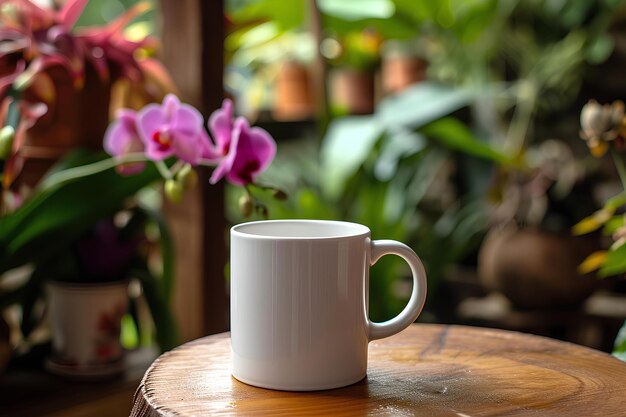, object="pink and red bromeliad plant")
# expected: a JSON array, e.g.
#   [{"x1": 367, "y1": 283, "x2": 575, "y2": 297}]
[{"x1": 0, "y1": 0, "x2": 173, "y2": 197}]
